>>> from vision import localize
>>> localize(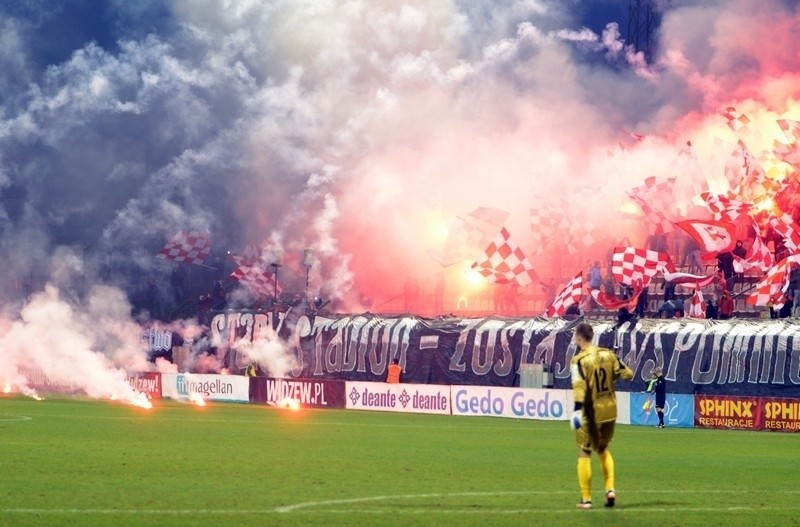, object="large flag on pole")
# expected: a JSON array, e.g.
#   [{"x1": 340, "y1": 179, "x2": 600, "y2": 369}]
[
  {"x1": 611, "y1": 247, "x2": 673, "y2": 287},
  {"x1": 156, "y1": 231, "x2": 212, "y2": 265},
  {"x1": 676, "y1": 220, "x2": 738, "y2": 254},
  {"x1": 471, "y1": 227, "x2": 538, "y2": 286},
  {"x1": 545, "y1": 273, "x2": 582, "y2": 317},
  {"x1": 230, "y1": 265, "x2": 281, "y2": 298}
]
